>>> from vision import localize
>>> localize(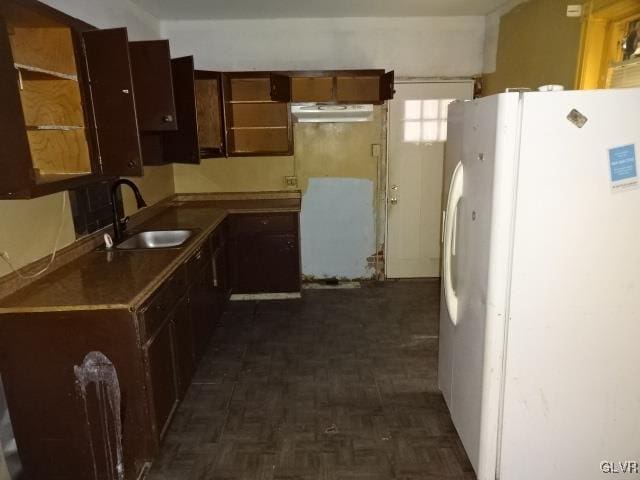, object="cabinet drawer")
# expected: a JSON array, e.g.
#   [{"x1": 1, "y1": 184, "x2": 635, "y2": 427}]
[
  {"x1": 185, "y1": 243, "x2": 212, "y2": 281},
  {"x1": 140, "y1": 266, "x2": 187, "y2": 340},
  {"x1": 230, "y1": 213, "x2": 297, "y2": 237}
]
